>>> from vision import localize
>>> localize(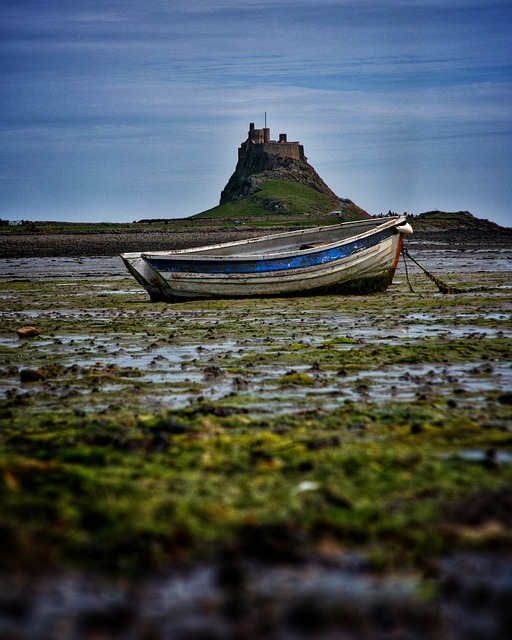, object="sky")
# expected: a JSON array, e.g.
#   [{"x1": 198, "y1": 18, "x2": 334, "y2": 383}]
[{"x1": 1, "y1": 0, "x2": 511, "y2": 227}]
